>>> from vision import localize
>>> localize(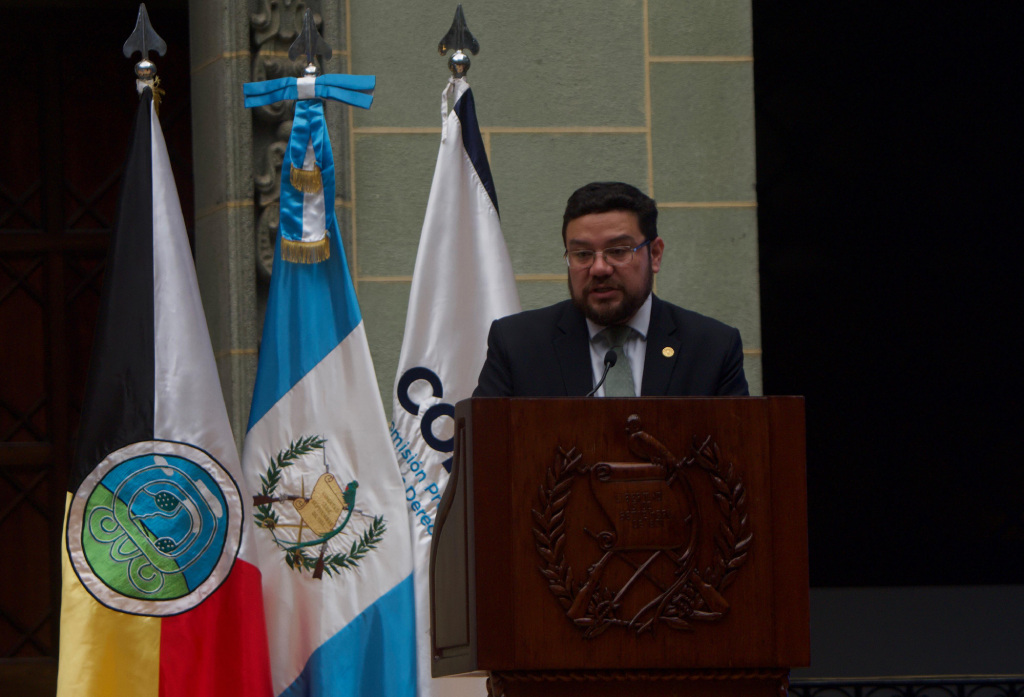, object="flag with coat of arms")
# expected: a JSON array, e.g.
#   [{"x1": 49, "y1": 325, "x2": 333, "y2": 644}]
[
  {"x1": 57, "y1": 82, "x2": 272, "y2": 696},
  {"x1": 241, "y1": 60, "x2": 417, "y2": 696},
  {"x1": 390, "y1": 75, "x2": 521, "y2": 697}
]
